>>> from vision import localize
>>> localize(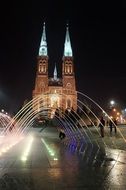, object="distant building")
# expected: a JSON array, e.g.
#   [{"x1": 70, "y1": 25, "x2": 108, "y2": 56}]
[{"x1": 32, "y1": 23, "x2": 77, "y2": 117}]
